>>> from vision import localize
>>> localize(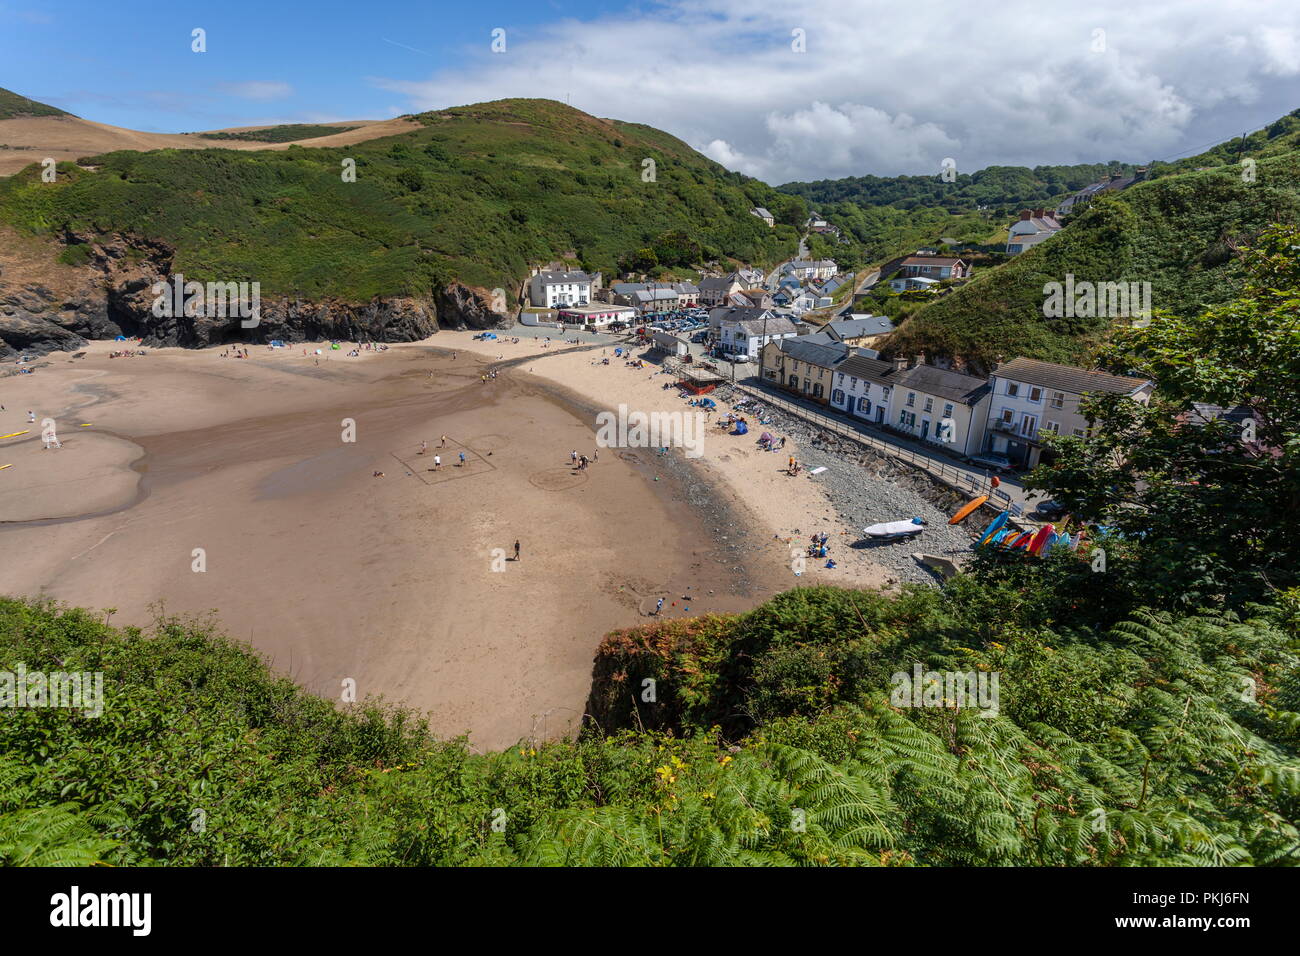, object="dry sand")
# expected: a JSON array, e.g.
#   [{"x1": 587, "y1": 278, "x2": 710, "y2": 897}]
[{"x1": 0, "y1": 337, "x2": 816, "y2": 749}]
